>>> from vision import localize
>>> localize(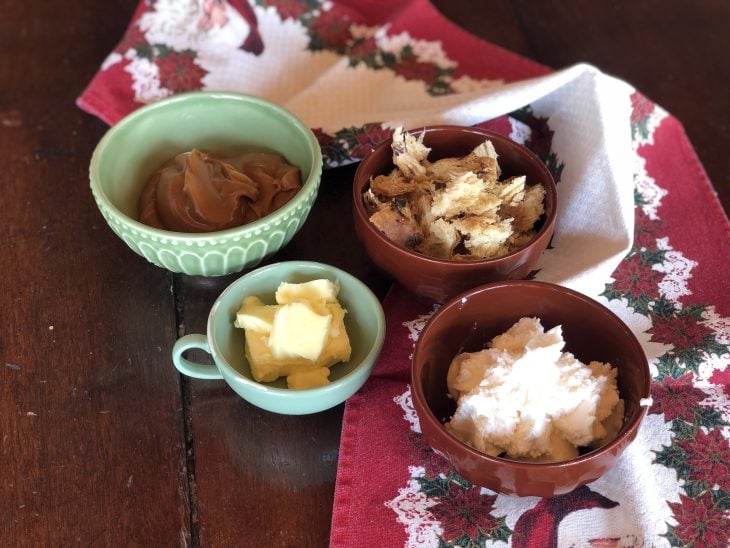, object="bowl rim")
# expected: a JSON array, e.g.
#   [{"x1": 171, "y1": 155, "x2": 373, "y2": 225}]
[
  {"x1": 411, "y1": 279, "x2": 651, "y2": 468},
  {"x1": 89, "y1": 91, "x2": 323, "y2": 241},
  {"x1": 352, "y1": 124, "x2": 558, "y2": 268},
  {"x1": 207, "y1": 260, "x2": 386, "y2": 396}
]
